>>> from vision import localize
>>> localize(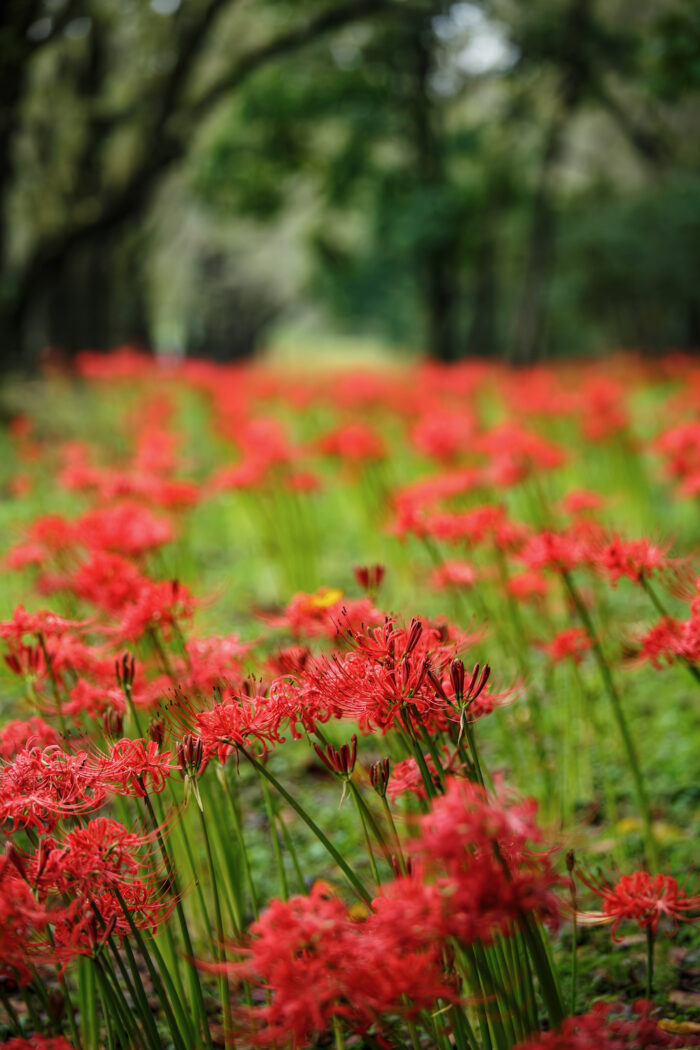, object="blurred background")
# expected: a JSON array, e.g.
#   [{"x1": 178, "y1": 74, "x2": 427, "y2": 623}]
[{"x1": 0, "y1": 0, "x2": 699, "y2": 369}]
